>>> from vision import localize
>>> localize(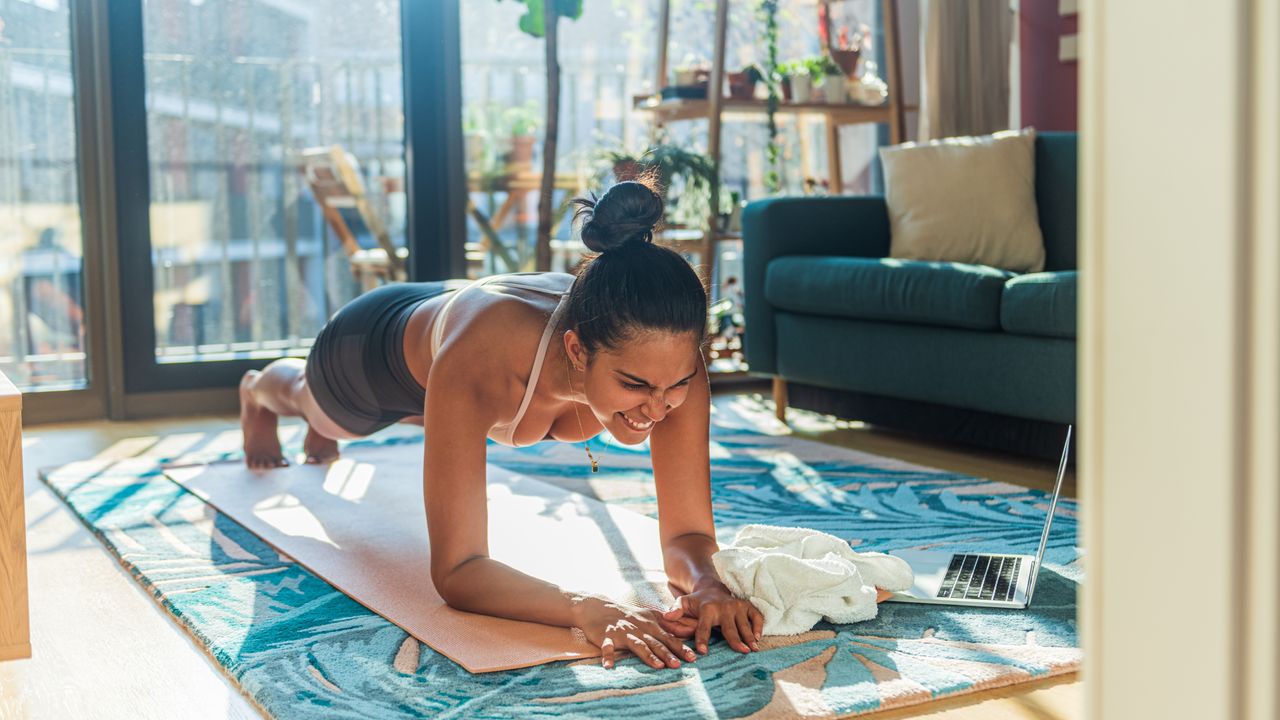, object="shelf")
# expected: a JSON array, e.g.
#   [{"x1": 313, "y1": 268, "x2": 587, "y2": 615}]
[
  {"x1": 653, "y1": 229, "x2": 742, "y2": 259},
  {"x1": 658, "y1": 228, "x2": 742, "y2": 242},
  {"x1": 633, "y1": 95, "x2": 894, "y2": 125}
]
